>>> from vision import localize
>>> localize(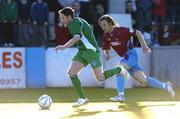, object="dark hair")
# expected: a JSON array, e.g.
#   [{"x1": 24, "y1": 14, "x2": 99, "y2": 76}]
[
  {"x1": 99, "y1": 15, "x2": 116, "y2": 26},
  {"x1": 58, "y1": 7, "x2": 75, "y2": 18}
]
